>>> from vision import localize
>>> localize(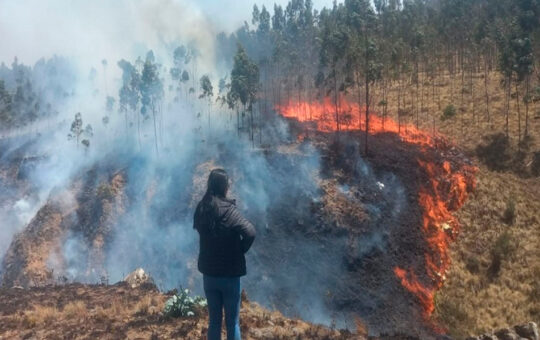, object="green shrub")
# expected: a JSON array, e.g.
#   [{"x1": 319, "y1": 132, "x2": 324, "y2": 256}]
[
  {"x1": 476, "y1": 133, "x2": 512, "y2": 171},
  {"x1": 488, "y1": 231, "x2": 514, "y2": 279},
  {"x1": 434, "y1": 292, "x2": 473, "y2": 339},
  {"x1": 465, "y1": 256, "x2": 481, "y2": 274},
  {"x1": 502, "y1": 197, "x2": 517, "y2": 225},
  {"x1": 441, "y1": 104, "x2": 457, "y2": 121},
  {"x1": 163, "y1": 288, "x2": 207, "y2": 318}
]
